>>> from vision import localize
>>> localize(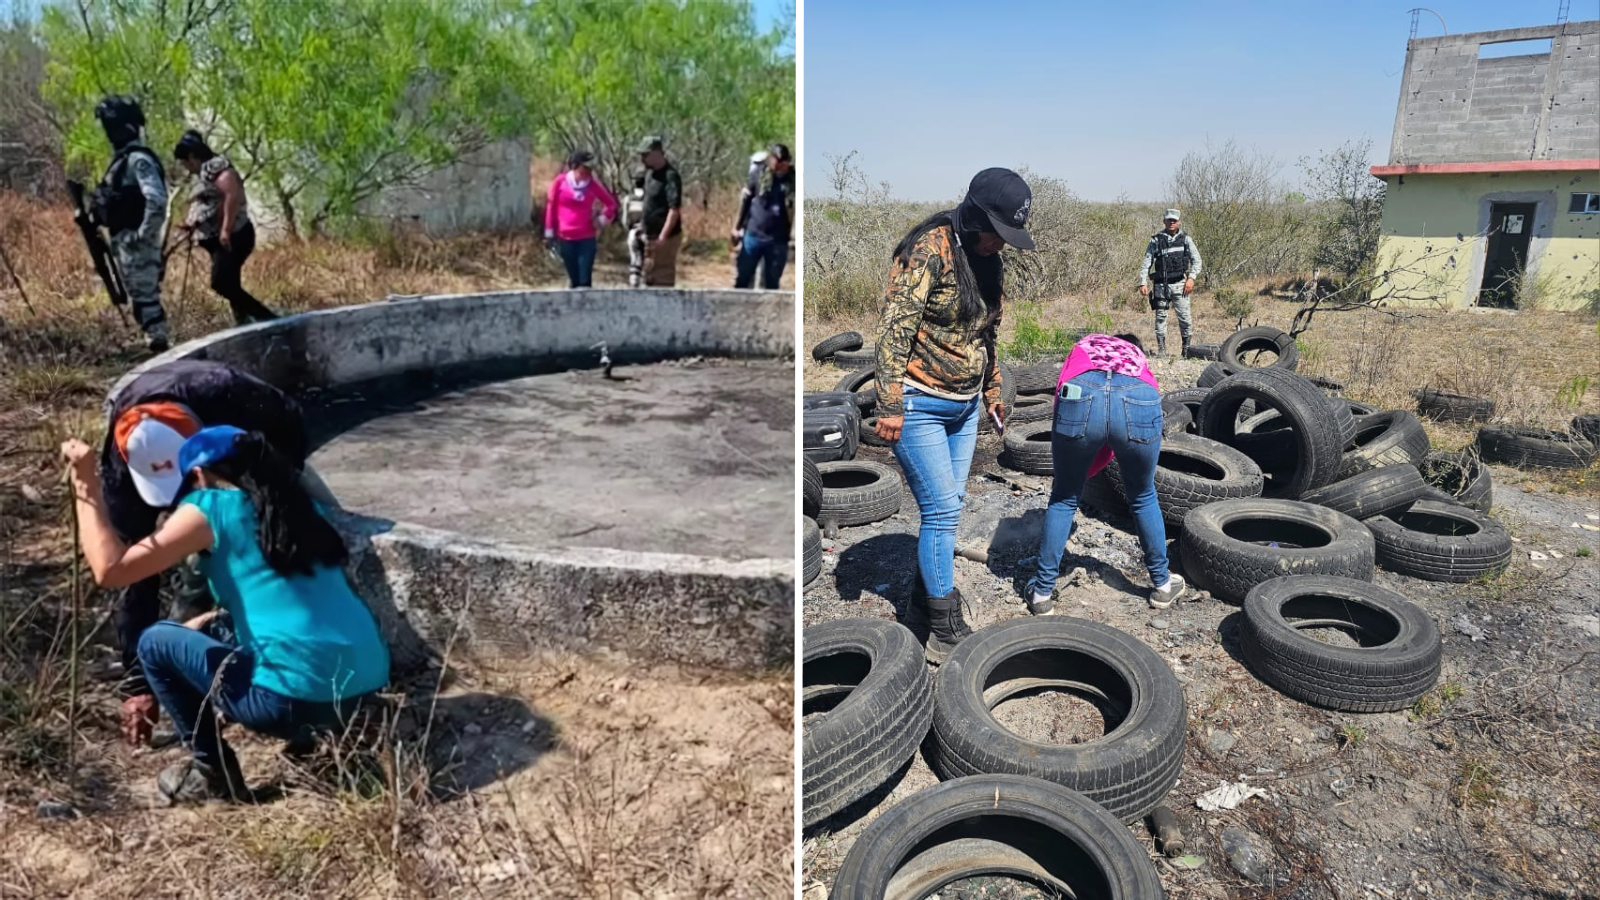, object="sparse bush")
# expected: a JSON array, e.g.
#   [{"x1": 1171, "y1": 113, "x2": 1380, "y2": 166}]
[
  {"x1": 1166, "y1": 139, "x2": 1314, "y2": 288},
  {"x1": 1338, "y1": 723, "x2": 1367, "y2": 748},
  {"x1": 1214, "y1": 287, "x2": 1255, "y2": 328},
  {"x1": 1301, "y1": 138, "x2": 1386, "y2": 281}
]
